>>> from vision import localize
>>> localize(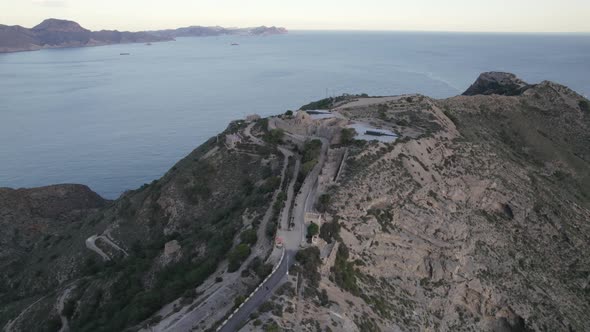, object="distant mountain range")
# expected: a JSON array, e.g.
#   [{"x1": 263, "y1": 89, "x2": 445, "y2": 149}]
[{"x1": 0, "y1": 18, "x2": 288, "y2": 53}]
